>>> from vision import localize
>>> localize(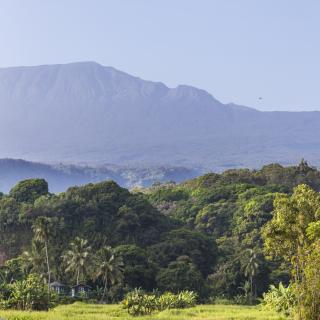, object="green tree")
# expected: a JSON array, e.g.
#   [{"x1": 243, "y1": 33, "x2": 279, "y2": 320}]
[
  {"x1": 243, "y1": 249, "x2": 259, "y2": 303},
  {"x1": 115, "y1": 244, "x2": 156, "y2": 290},
  {"x1": 8, "y1": 273, "x2": 50, "y2": 310},
  {"x1": 62, "y1": 237, "x2": 91, "y2": 285},
  {"x1": 263, "y1": 184, "x2": 320, "y2": 319},
  {"x1": 0, "y1": 197, "x2": 20, "y2": 229},
  {"x1": 20, "y1": 241, "x2": 46, "y2": 277},
  {"x1": 156, "y1": 256, "x2": 203, "y2": 293},
  {"x1": 9, "y1": 179, "x2": 49, "y2": 203},
  {"x1": 94, "y1": 246, "x2": 124, "y2": 302},
  {"x1": 150, "y1": 228, "x2": 217, "y2": 277},
  {"x1": 0, "y1": 258, "x2": 24, "y2": 286},
  {"x1": 32, "y1": 216, "x2": 55, "y2": 295}
]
